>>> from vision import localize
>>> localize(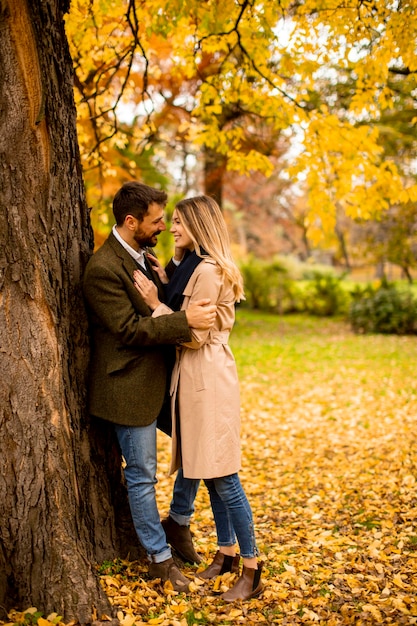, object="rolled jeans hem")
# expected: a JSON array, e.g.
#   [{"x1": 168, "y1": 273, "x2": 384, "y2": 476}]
[
  {"x1": 169, "y1": 468, "x2": 200, "y2": 525},
  {"x1": 217, "y1": 541, "x2": 259, "y2": 559},
  {"x1": 148, "y1": 548, "x2": 172, "y2": 564},
  {"x1": 239, "y1": 548, "x2": 260, "y2": 559},
  {"x1": 169, "y1": 512, "x2": 190, "y2": 526}
]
